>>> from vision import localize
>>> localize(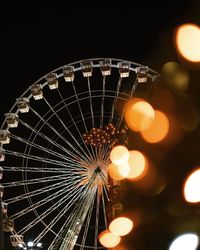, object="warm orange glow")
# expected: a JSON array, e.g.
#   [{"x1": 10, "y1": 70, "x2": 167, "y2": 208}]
[
  {"x1": 117, "y1": 163, "x2": 130, "y2": 178},
  {"x1": 110, "y1": 145, "x2": 129, "y2": 166},
  {"x1": 127, "y1": 150, "x2": 148, "y2": 180},
  {"x1": 108, "y1": 163, "x2": 127, "y2": 181},
  {"x1": 141, "y1": 110, "x2": 169, "y2": 143},
  {"x1": 130, "y1": 162, "x2": 158, "y2": 192},
  {"x1": 125, "y1": 98, "x2": 155, "y2": 132},
  {"x1": 184, "y1": 168, "x2": 200, "y2": 203},
  {"x1": 113, "y1": 245, "x2": 127, "y2": 250},
  {"x1": 109, "y1": 217, "x2": 133, "y2": 236},
  {"x1": 175, "y1": 23, "x2": 200, "y2": 62},
  {"x1": 99, "y1": 229, "x2": 121, "y2": 248}
]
